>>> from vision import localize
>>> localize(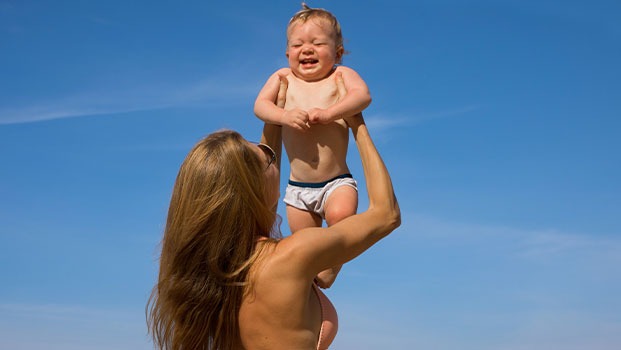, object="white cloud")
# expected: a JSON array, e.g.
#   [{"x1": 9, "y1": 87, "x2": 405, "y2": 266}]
[
  {"x1": 0, "y1": 103, "x2": 163, "y2": 125},
  {"x1": 516, "y1": 228, "x2": 621, "y2": 261},
  {"x1": 400, "y1": 213, "x2": 621, "y2": 259},
  {"x1": 0, "y1": 78, "x2": 258, "y2": 125},
  {"x1": 365, "y1": 104, "x2": 479, "y2": 130}
]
